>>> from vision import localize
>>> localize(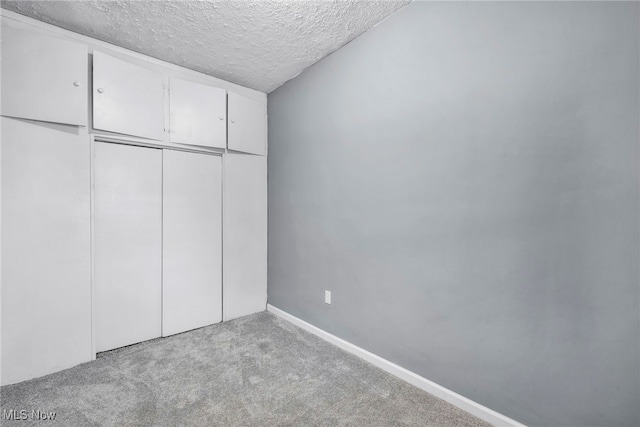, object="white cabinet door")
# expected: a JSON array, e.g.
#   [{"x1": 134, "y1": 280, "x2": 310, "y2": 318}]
[
  {"x1": 223, "y1": 154, "x2": 268, "y2": 321},
  {"x1": 93, "y1": 51, "x2": 164, "y2": 140},
  {"x1": 163, "y1": 150, "x2": 222, "y2": 336},
  {"x1": 94, "y1": 142, "x2": 163, "y2": 352},
  {"x1": 169, "y1": 78, "x2": 226, "y2": 148},
  {"x1": 228, "y1": 92, "x2": 267, "y2": 155},
  {"x1": 1, "y1": 26, "x2": 88, "y2": 126},
  {"x1": 1, "y1": 117, "x2": 91, "y2": 385}
]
